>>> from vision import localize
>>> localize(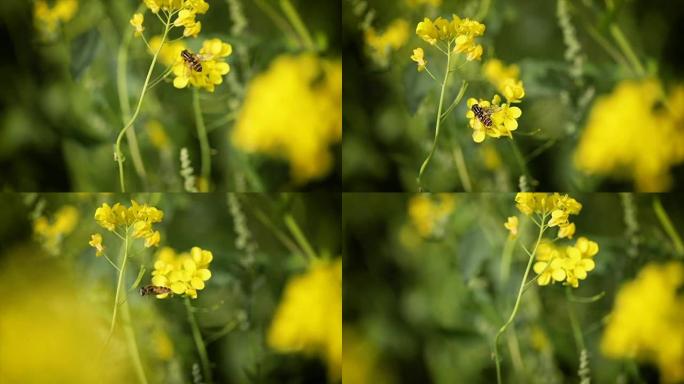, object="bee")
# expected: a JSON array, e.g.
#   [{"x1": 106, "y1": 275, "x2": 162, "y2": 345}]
[
  {"x1": 139, "y1": 285, "x2": 172, "y2": 296},
  {"x1": 471, "y1": 103, "x2": 500, "y2": 127},
  {"x1": 181, "y1": 49, "x2": 203, "y2": 73}
]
